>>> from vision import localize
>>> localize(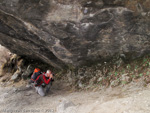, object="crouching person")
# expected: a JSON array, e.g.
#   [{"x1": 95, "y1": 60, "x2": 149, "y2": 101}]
[{"x1": 30, "y1": 69, "x2": 53, "y2": 96}]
